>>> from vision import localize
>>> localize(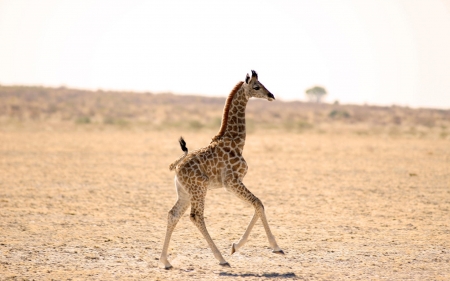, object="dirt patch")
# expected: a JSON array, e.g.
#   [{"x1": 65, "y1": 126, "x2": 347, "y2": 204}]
[{"x1": 0, "y1": 129, "x2": 449, "y2": 280}]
